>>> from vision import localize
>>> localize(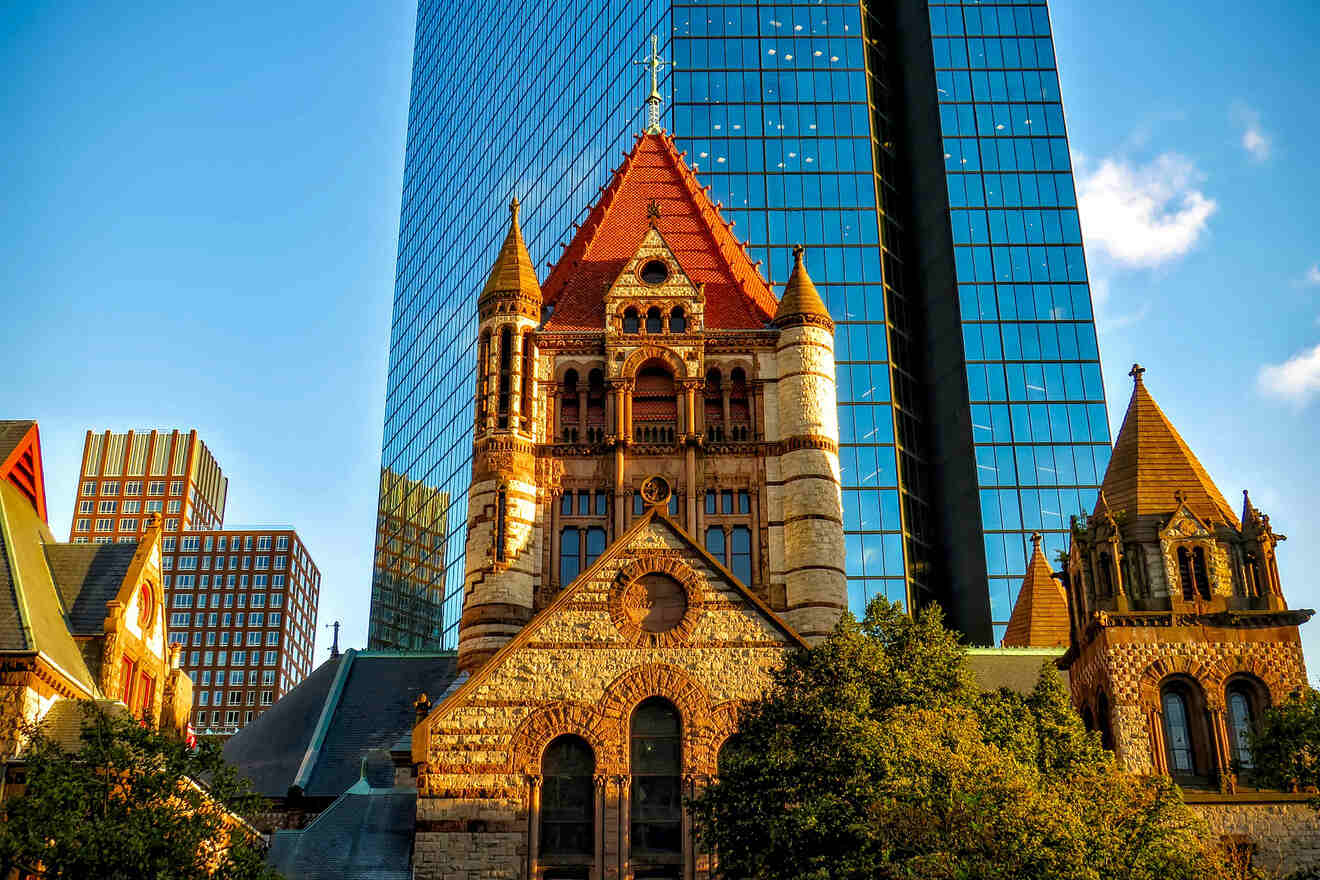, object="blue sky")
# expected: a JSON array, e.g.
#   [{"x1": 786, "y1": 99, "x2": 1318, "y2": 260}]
[{"x1": 3, "y1": 1, "x2": 1318, "y2": 671}]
